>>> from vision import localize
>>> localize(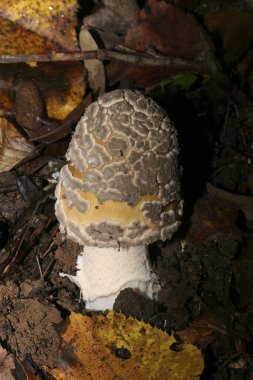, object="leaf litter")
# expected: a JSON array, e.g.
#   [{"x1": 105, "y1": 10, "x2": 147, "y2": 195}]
[{"x1": 0, "y1": 1, "x2": 253, "y2": 379}]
